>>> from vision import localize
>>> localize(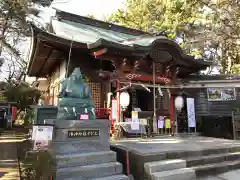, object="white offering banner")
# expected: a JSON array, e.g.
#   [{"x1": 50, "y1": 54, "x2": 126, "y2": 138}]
[
  {"x1": 111, "y1": 99, "x2": 117, "y2": 120},
  {"x1": 186, "y1": 98, "x2": 196, "y2": 128},
  {"x1": 158, "y1": 116, "x2": 165, "y2": 129},
  {"x1": 131, "y1": 111, "x2": 140, "y2": 130}
]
